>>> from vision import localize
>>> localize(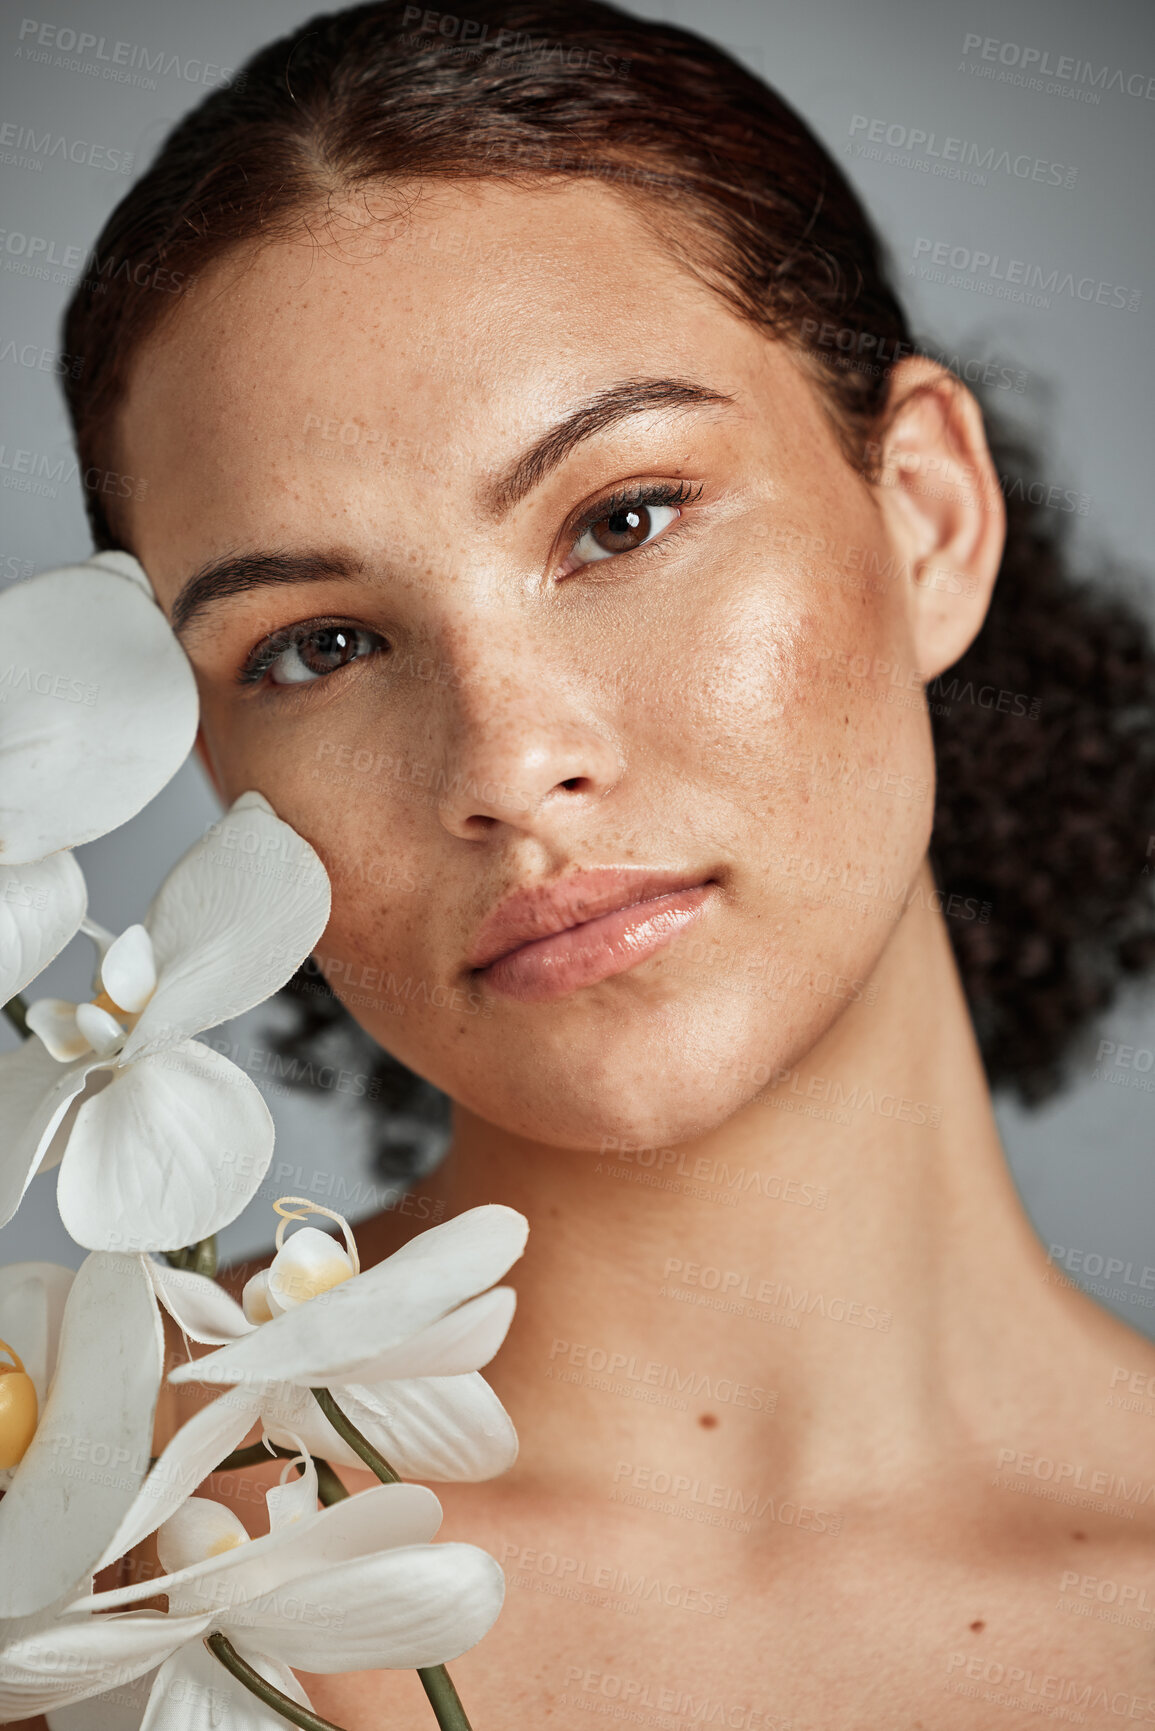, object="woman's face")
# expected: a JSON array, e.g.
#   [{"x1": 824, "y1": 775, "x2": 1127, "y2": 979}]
[{"x1": 117, "y1": 177, "x2": 949, "y2": 1150}]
